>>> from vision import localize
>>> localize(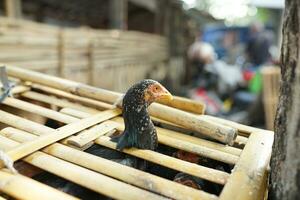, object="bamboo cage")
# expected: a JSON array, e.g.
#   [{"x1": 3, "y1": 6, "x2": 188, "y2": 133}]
[
  {"x1": 0, "y1": 17, "x2": 169, "y2": 92},
  {"x1": 0, "y1": 65, "x2": 274, "y2": 200},
  {"x1": 261, "y1": 66, "x2": 280, "y2": 130}
]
